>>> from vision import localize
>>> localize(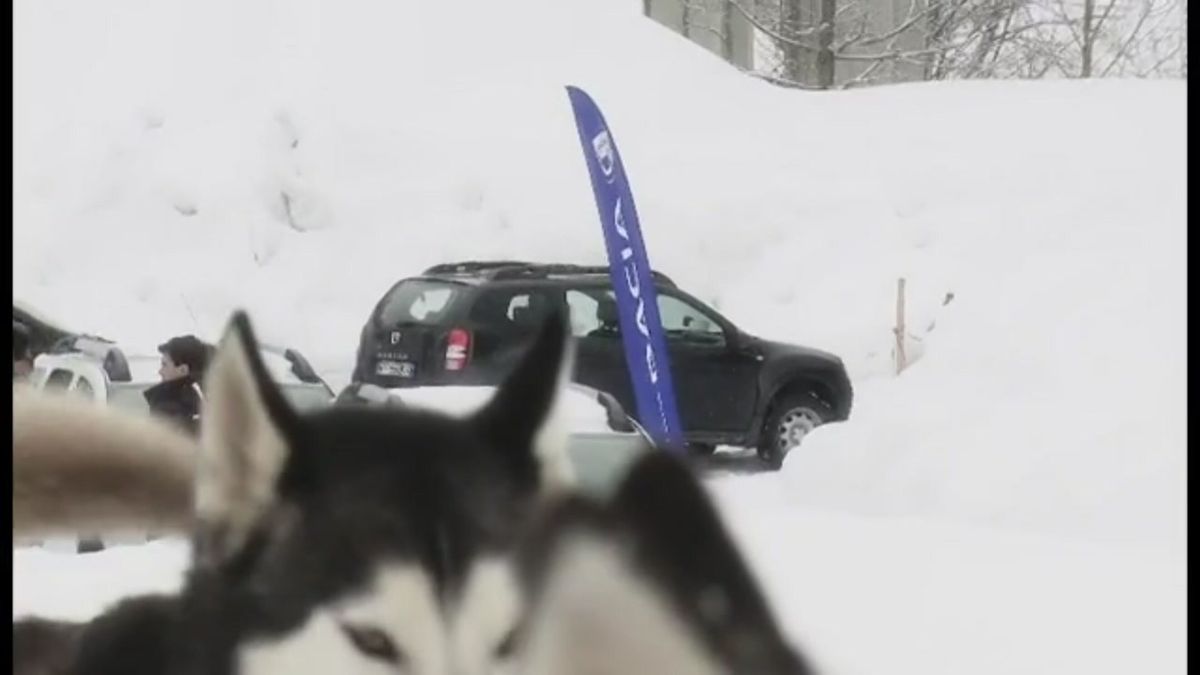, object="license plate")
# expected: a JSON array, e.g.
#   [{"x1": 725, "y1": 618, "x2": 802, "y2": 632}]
[{"x1": 376, "y1": 360, "x2": 415, "y2": 378}]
